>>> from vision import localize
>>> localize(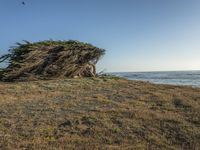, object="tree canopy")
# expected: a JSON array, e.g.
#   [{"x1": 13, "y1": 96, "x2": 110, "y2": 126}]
[{"x1": 0, "y1": 40, "x2": 105, "y2": 81}]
